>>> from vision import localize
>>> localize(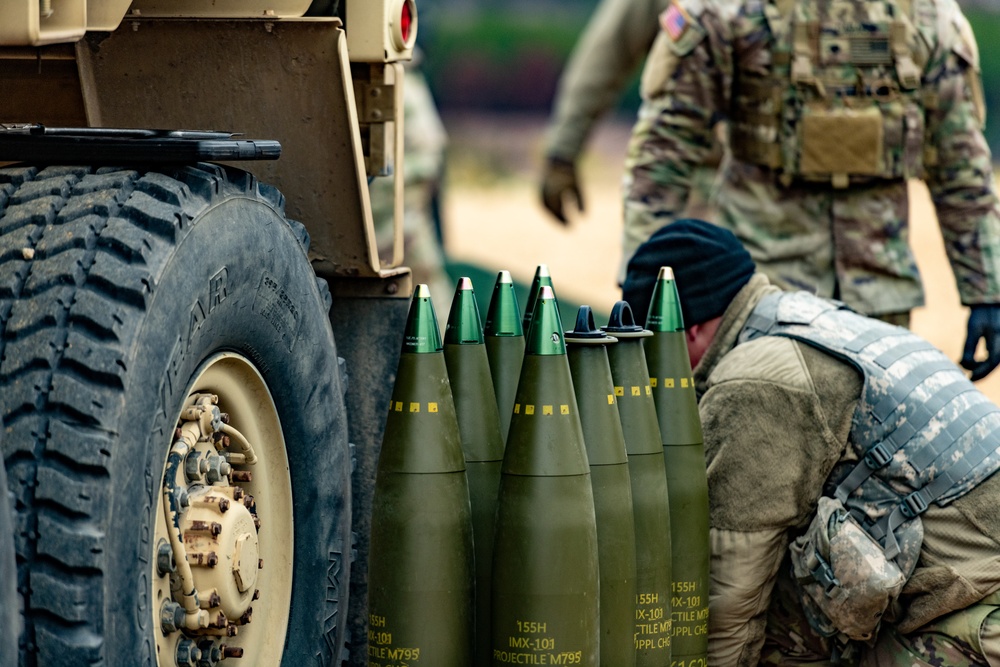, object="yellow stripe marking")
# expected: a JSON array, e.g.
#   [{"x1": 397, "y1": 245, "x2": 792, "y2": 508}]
[
  {"x1": 409, "y1": 402, "x2": 420, "y2": 413},
  {"x1": 560, "y1": 405, "x2": 570, "y2": 415},
  {"x1": 428, "y1": 402, "x2": 438, "y2": 413},
  {"x1": 607, "y1": 394, "x2": 615, "y2": 405}
]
